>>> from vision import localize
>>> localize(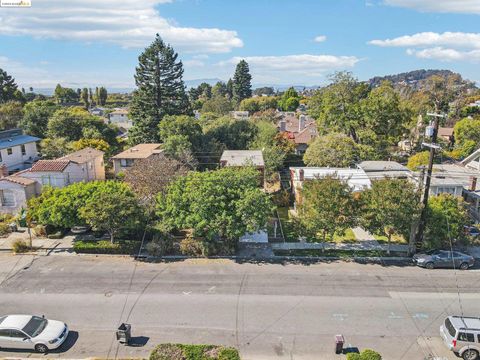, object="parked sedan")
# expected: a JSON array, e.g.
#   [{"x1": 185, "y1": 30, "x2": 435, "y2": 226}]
[
  {"x1": 0, "y1": 315, "x2": 68, "y2": 353},
  {"x1": 413, "y1": 250, "x2": 475, "y2": 270}
]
